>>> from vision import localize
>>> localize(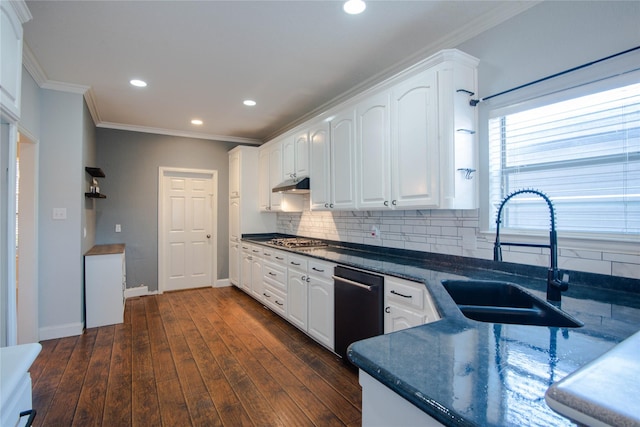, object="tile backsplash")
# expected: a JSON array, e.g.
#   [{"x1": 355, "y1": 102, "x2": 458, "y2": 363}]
[{"x1": 277, "y1": 206, "x2": 639, "y2": 280}]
